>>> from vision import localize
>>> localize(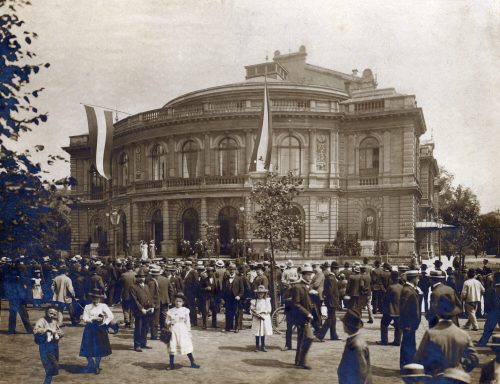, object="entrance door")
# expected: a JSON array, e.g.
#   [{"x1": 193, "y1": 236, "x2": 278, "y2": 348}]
[
  {"x1": 182, "y1": 208, "x2": 199, "y2": 246},
  {"x1": 152, "y1": 209, "x2": 163, "y2": 253},
  {"x1": 218, "y1": 206, "x2": 238, "y2": 255}
]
